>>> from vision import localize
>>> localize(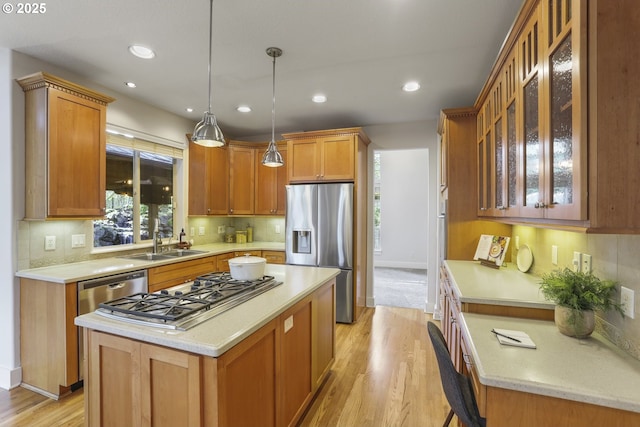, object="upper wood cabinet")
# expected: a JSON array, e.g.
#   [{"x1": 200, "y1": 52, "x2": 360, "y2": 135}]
[
  {"x1": 17, "y1": 72, "x2": 115, "y2": 219},
  {"x1": 284, "y1": 128, "x2": 369, "y2": 183},
  {"x1": 473, "y1": 0, "x2": 640, "y2": 232},
  {"x1": 188, "y1": 138, "x2": 229, "y2": 216},
  {"x1": 255, "y1": 143, "x2": 287, "y2": 215},
  {"x1": 229, "y1": 145, "x2": 256, "y2": 215}
]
